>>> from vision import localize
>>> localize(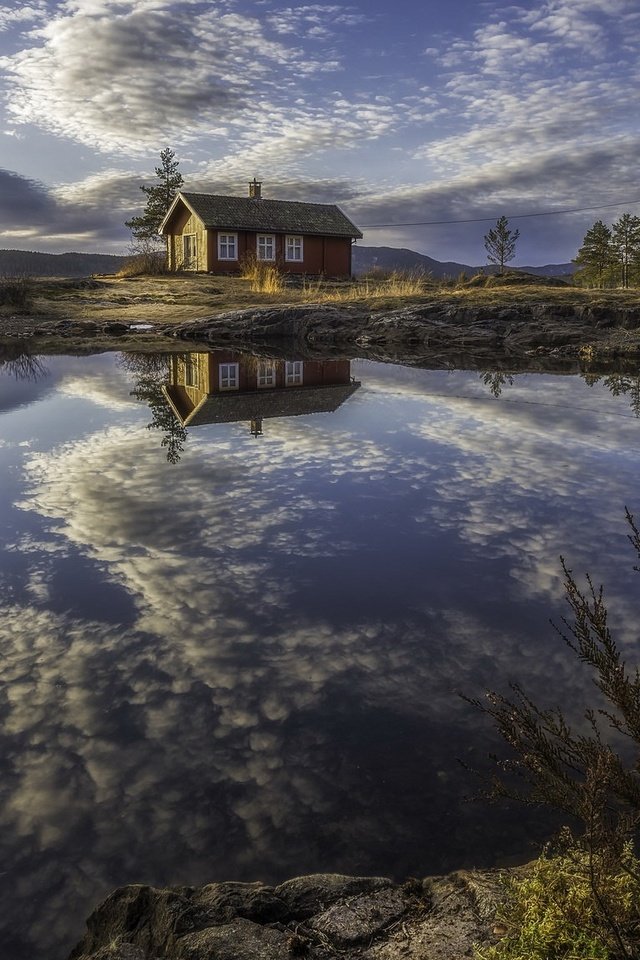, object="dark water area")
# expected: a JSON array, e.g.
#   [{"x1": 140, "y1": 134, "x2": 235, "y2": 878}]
[{"x1": 0, "y1": 349, "x2": 639, "y2": 958}]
